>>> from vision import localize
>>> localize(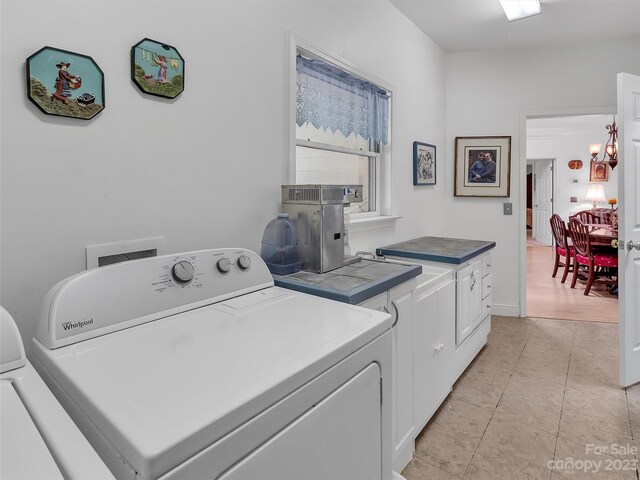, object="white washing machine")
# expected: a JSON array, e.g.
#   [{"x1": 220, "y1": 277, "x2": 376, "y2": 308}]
[
  {"x1": 30, "y1": 248, "x2": 393, "y2": 480},
  {"x1": 0, "y1": 306, "x2": 114, "y2": 480}
]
